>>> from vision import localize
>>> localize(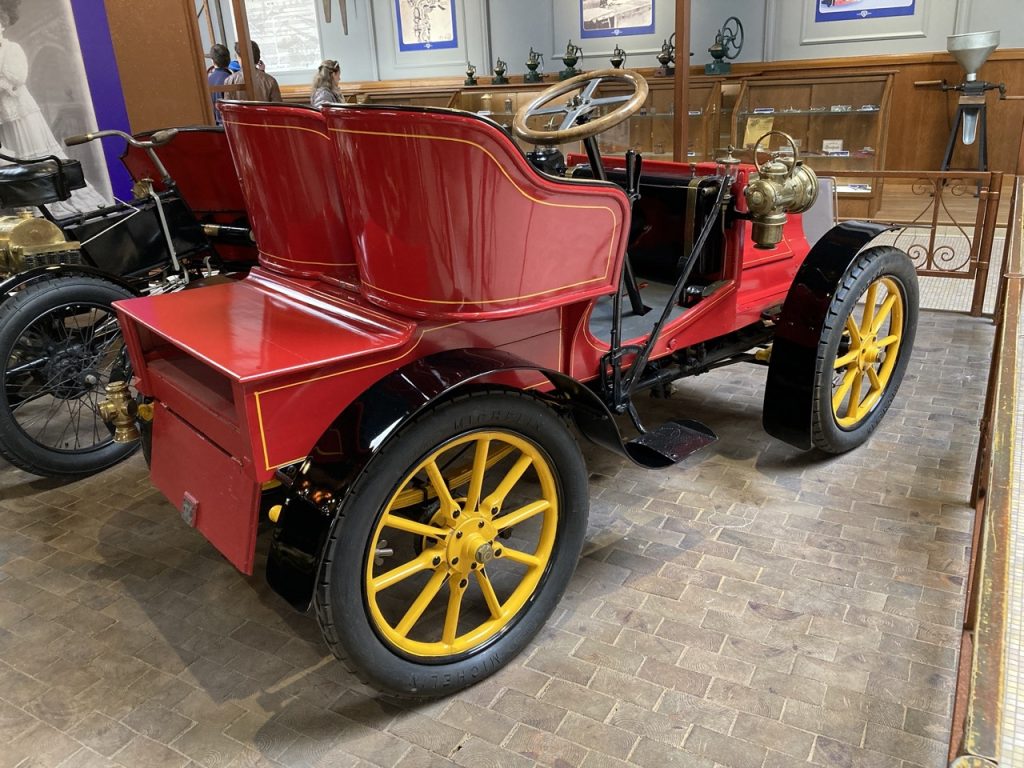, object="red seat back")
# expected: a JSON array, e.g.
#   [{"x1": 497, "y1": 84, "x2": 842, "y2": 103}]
[
  {"x1": 122, "y1": 127, "x2": 258, "y2": 266},
  {"x1": 323, "y1": 105, "x2": 630, "y2": 320},
  {"x1": 220, "y1": 102, "x2": 358, "y2": 283}
]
